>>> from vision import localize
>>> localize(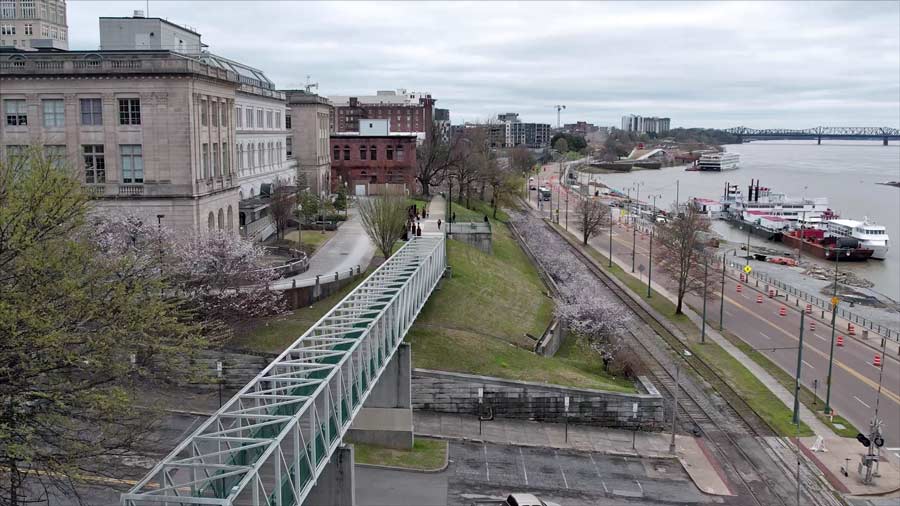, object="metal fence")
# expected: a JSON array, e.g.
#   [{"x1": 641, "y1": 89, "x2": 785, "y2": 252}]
[{"x1": 726, "y1": 260, "x2": 899, "y2": 342}]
